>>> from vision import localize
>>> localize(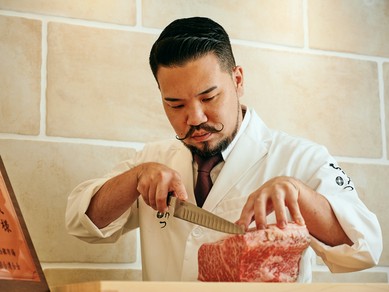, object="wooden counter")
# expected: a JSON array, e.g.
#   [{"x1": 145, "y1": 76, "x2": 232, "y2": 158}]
[{"x1": 51, "y1": 281, "x2": 389, "y2": 292}]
